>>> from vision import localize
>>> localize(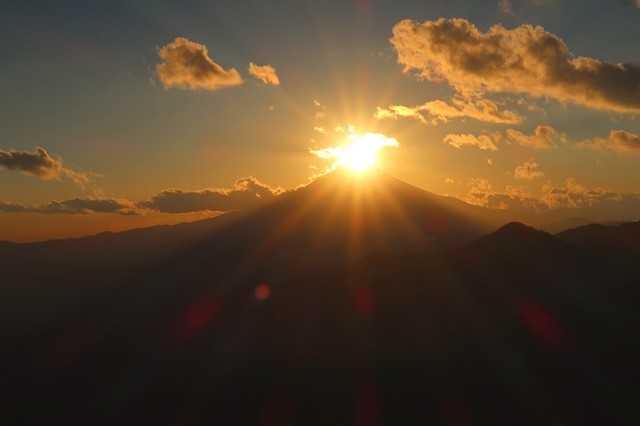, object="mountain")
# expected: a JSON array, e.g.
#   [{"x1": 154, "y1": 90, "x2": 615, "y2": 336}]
[
  {"x1": 3, "y1": 171, "x2": 640, "y2": 425},
  {"x1": 1, "y1": 168, "x2": 510, "y2": 291},
  {"x1": 556, "y1": 221, "x2": 640, "y2": 254}
]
